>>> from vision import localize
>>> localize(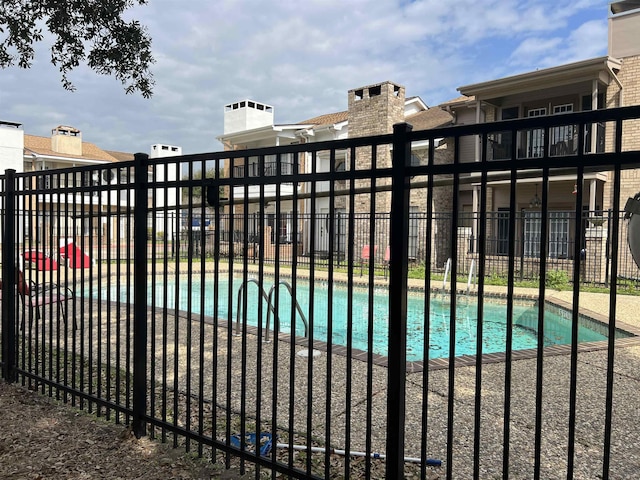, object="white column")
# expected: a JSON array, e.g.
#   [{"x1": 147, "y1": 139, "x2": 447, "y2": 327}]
[
  {"x1": 475, "y1": 101, "x2": 482, "y2": 162},
  {"x1": 591, "y1": 80, "x2": 599, "y2": 153},
  {"x1": 472, "y1": 186, "x2": 479, "y2": 252}
]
